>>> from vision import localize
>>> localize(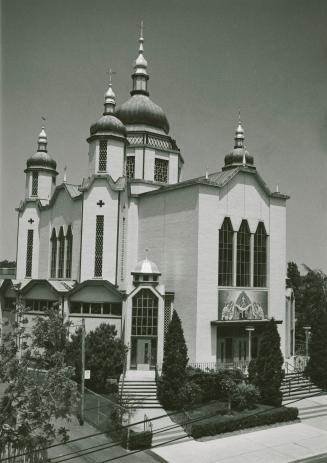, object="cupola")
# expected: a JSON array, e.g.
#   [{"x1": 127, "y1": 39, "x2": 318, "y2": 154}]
[
  {"x1": 223, "y1": 116, "x2": 255, "y2": 170},
  {"x1": 115, "y1": 23, "x2": 170, "y2": 134},
  {"x1": 90, "y1": 74, "x2": 126, "y2": 137},
  {"x1": 132, "y1": 257, "x2": 161, "y2": 286},
  {"x1": 24, "y1": 125, "x2": 58, "y2": 201}
]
